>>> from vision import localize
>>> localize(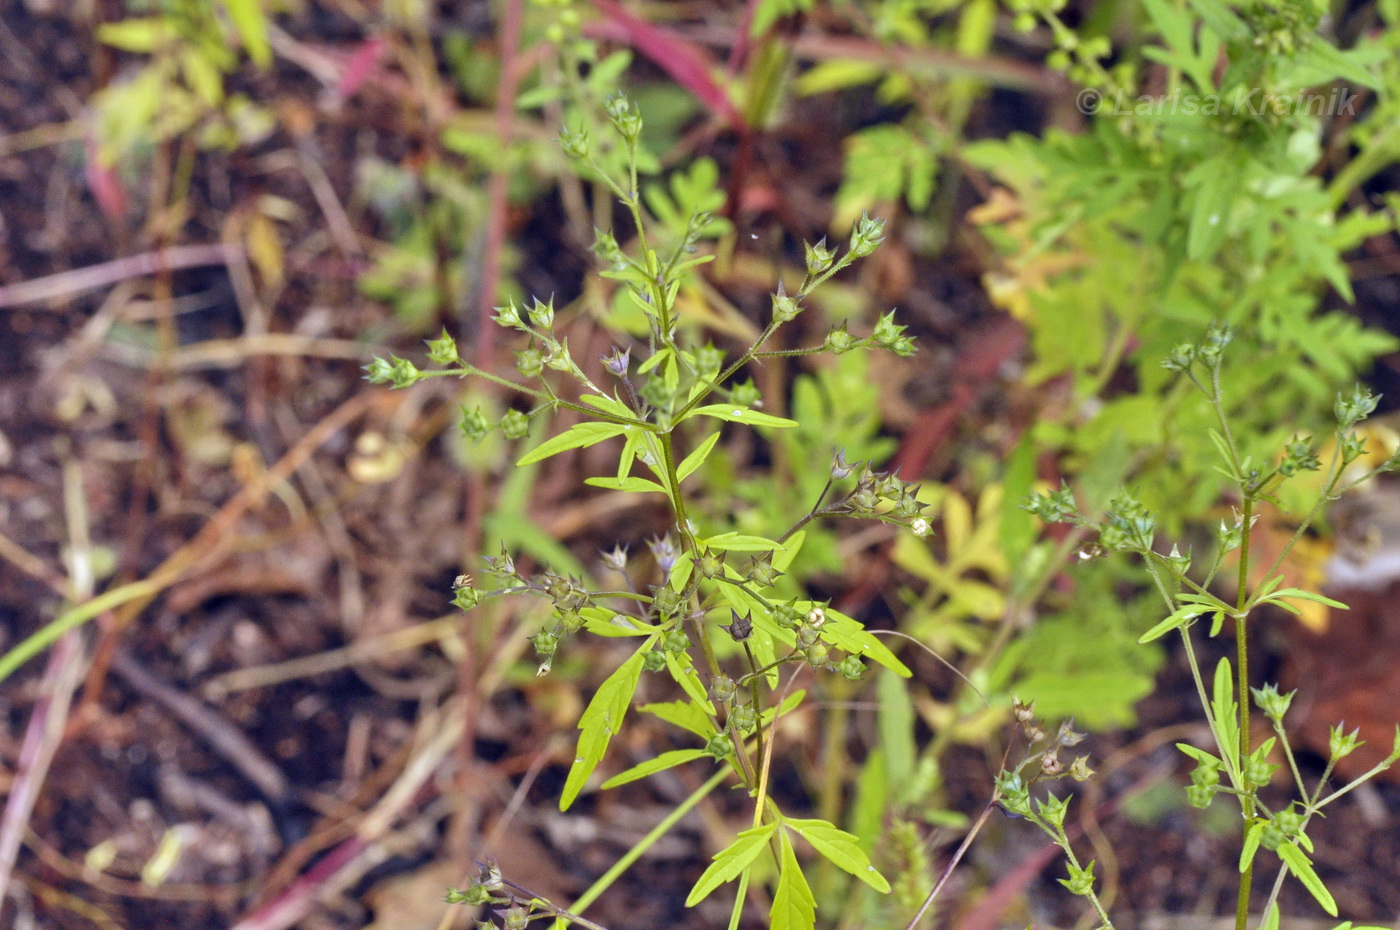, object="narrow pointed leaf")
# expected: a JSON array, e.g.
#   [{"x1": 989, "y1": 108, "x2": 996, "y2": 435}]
[
  {"x1": 517, "y1": 421, "x2": 629, "y2": 466},
  {"x1": 677, "y1": 431, "x2": 721, "y2": 481},
  {"x1": 561, "y1": 643, "x2": 652, "y2": 809},
  {"x1": 684, "y1": 404, "x2": 799, "y2": 429},
  {"x1": 770, "y1": 829, "x2": 817, "y2": 930},
  {"x1": 601, "y1": 749, "x2": 709, "y2": 789},
  {"x1": 685, "y1": 822, "x2": 779, "y2": 907},
  {"x1": 783, "y1": 818, "x2": 891, "y2": 892},
  {"x1": 1278, "y1": 840, "x2": 1337, "y2": 916}
]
